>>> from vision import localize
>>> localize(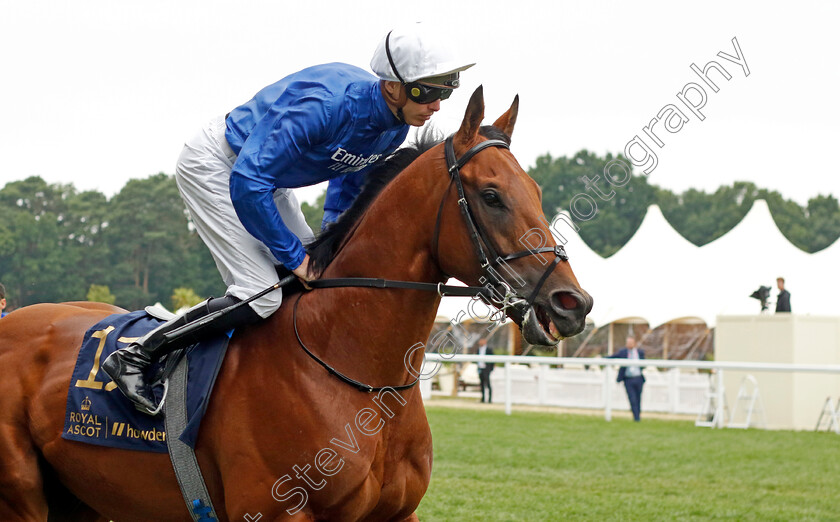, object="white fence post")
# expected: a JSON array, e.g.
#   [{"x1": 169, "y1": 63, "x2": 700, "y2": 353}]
[
  {"x1": 504, "y1": 361, "x2": 512, "y2": 416},
  {"x1": 670, "y1": 368, "x2": 680, "y2": 414},
  {"x1": 715, "y1": 368, "x2": 725, "y2": 428},
  {"x1": 419, "y1": 354, "x2": 840, "y2": 426},
  {"x1": 604, "y1": 363, "x2": 613, "y2": 422},
  {"x1": 538, "y1": 364, "x2": 548, "y2": 405}
]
